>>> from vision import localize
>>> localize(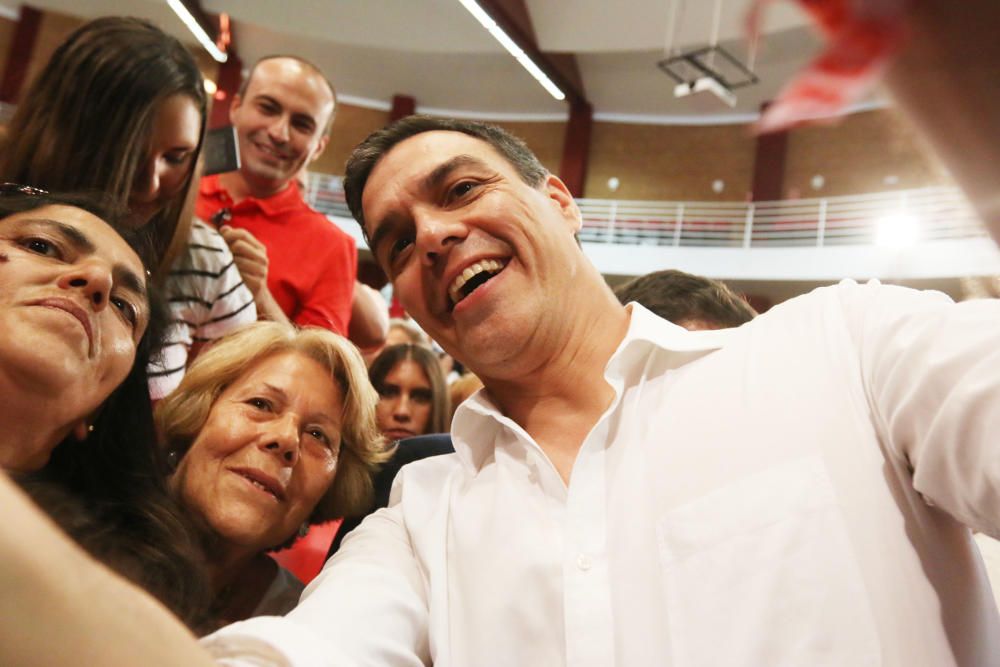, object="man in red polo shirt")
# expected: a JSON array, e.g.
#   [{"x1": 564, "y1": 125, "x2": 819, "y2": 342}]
[{"x1": 197, "y1": 55, "x2": 355, "y2": 333}]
